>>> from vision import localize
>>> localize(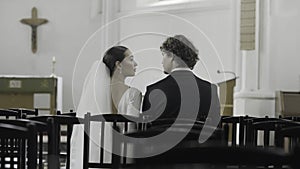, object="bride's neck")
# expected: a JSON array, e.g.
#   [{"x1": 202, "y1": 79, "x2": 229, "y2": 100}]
[
  {"x1": 110, "y1": 72, "x2": 129, "y2": 110},
  {"x1": 111, "y1": 71, "x2": 126, "y2": 85}
]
